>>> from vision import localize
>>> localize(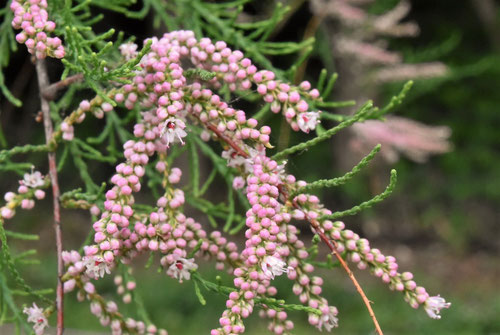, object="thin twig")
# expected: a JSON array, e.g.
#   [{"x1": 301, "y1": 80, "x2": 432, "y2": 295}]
[
  {"x1": 202, "y1": 113, "x2": 384, "y2": 335},
  {"x1": 307, "y1": 217, "x2": 384, "y2": 335},
  {"x1": 36, "y1": 59, "x2": 64, "y2": 335},
  {"x1": 42, "y1": 73, "x2": 84, "y2": 101},
  {"x1": 278, "y1": 11, "x2": 325, "y2": 152},
  {"x1": 293, "y1": 12, "x2": 326, "y2": 84},
  {"x1": 204, "y1": 122, "x2": 249, "y2": 158}
]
